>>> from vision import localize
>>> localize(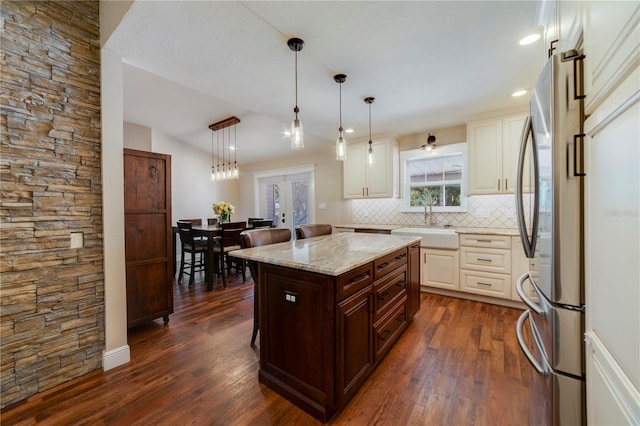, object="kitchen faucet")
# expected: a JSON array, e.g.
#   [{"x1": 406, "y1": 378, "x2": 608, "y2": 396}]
[{"x1": 424, "y1": 192, "x2": 437, "y2": 227}]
